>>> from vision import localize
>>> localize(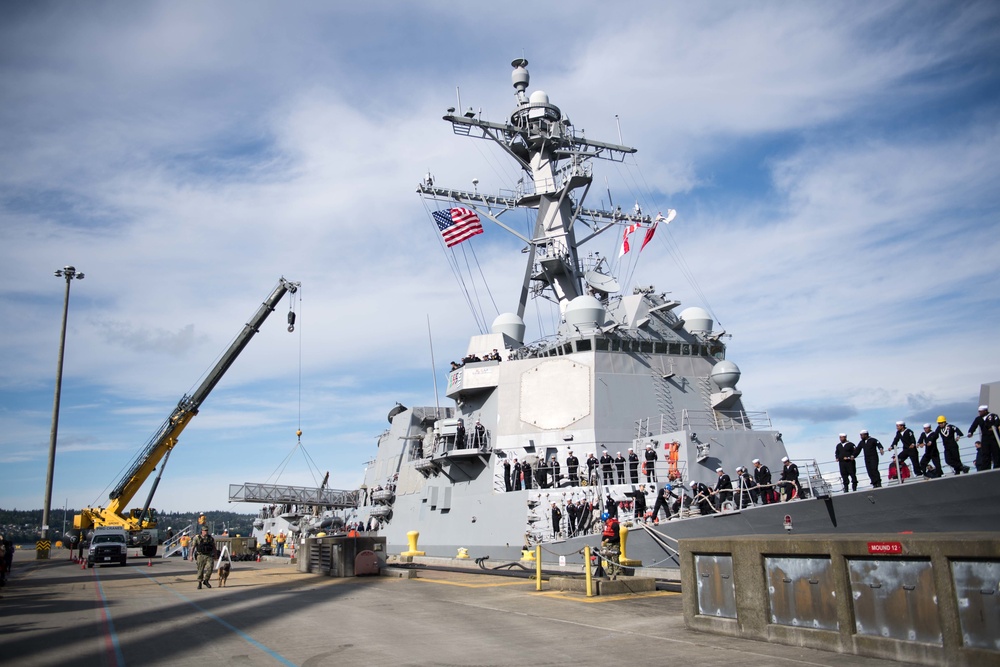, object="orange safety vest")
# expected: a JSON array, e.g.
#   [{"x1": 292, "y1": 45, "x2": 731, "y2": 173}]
[
  {"x1": 179, "y1": 535, "x2": 190, "y2": 547},
  {"x1": 276, "y1": 533, "x2": 286, "y2": 544}
]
